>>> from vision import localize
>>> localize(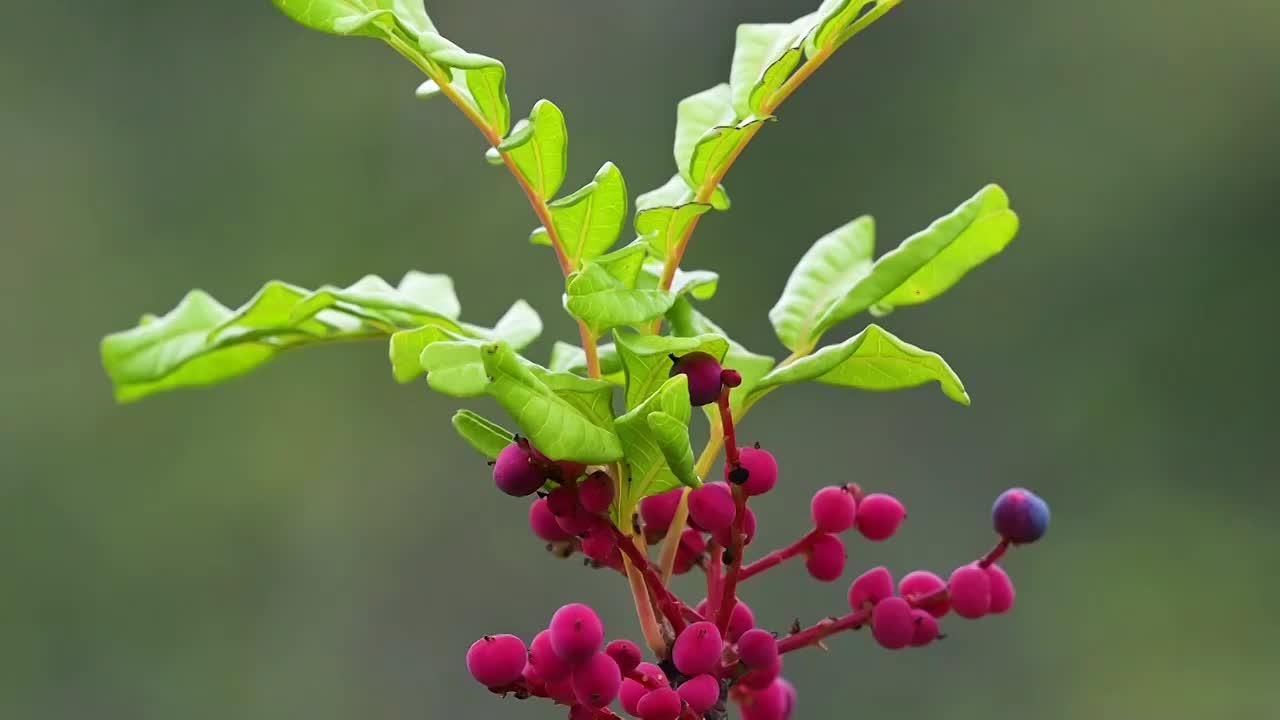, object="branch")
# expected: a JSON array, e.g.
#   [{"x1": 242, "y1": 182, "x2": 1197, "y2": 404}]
[{"x1": 738, "y1": 529, "x2": 821, "y2": 581}]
